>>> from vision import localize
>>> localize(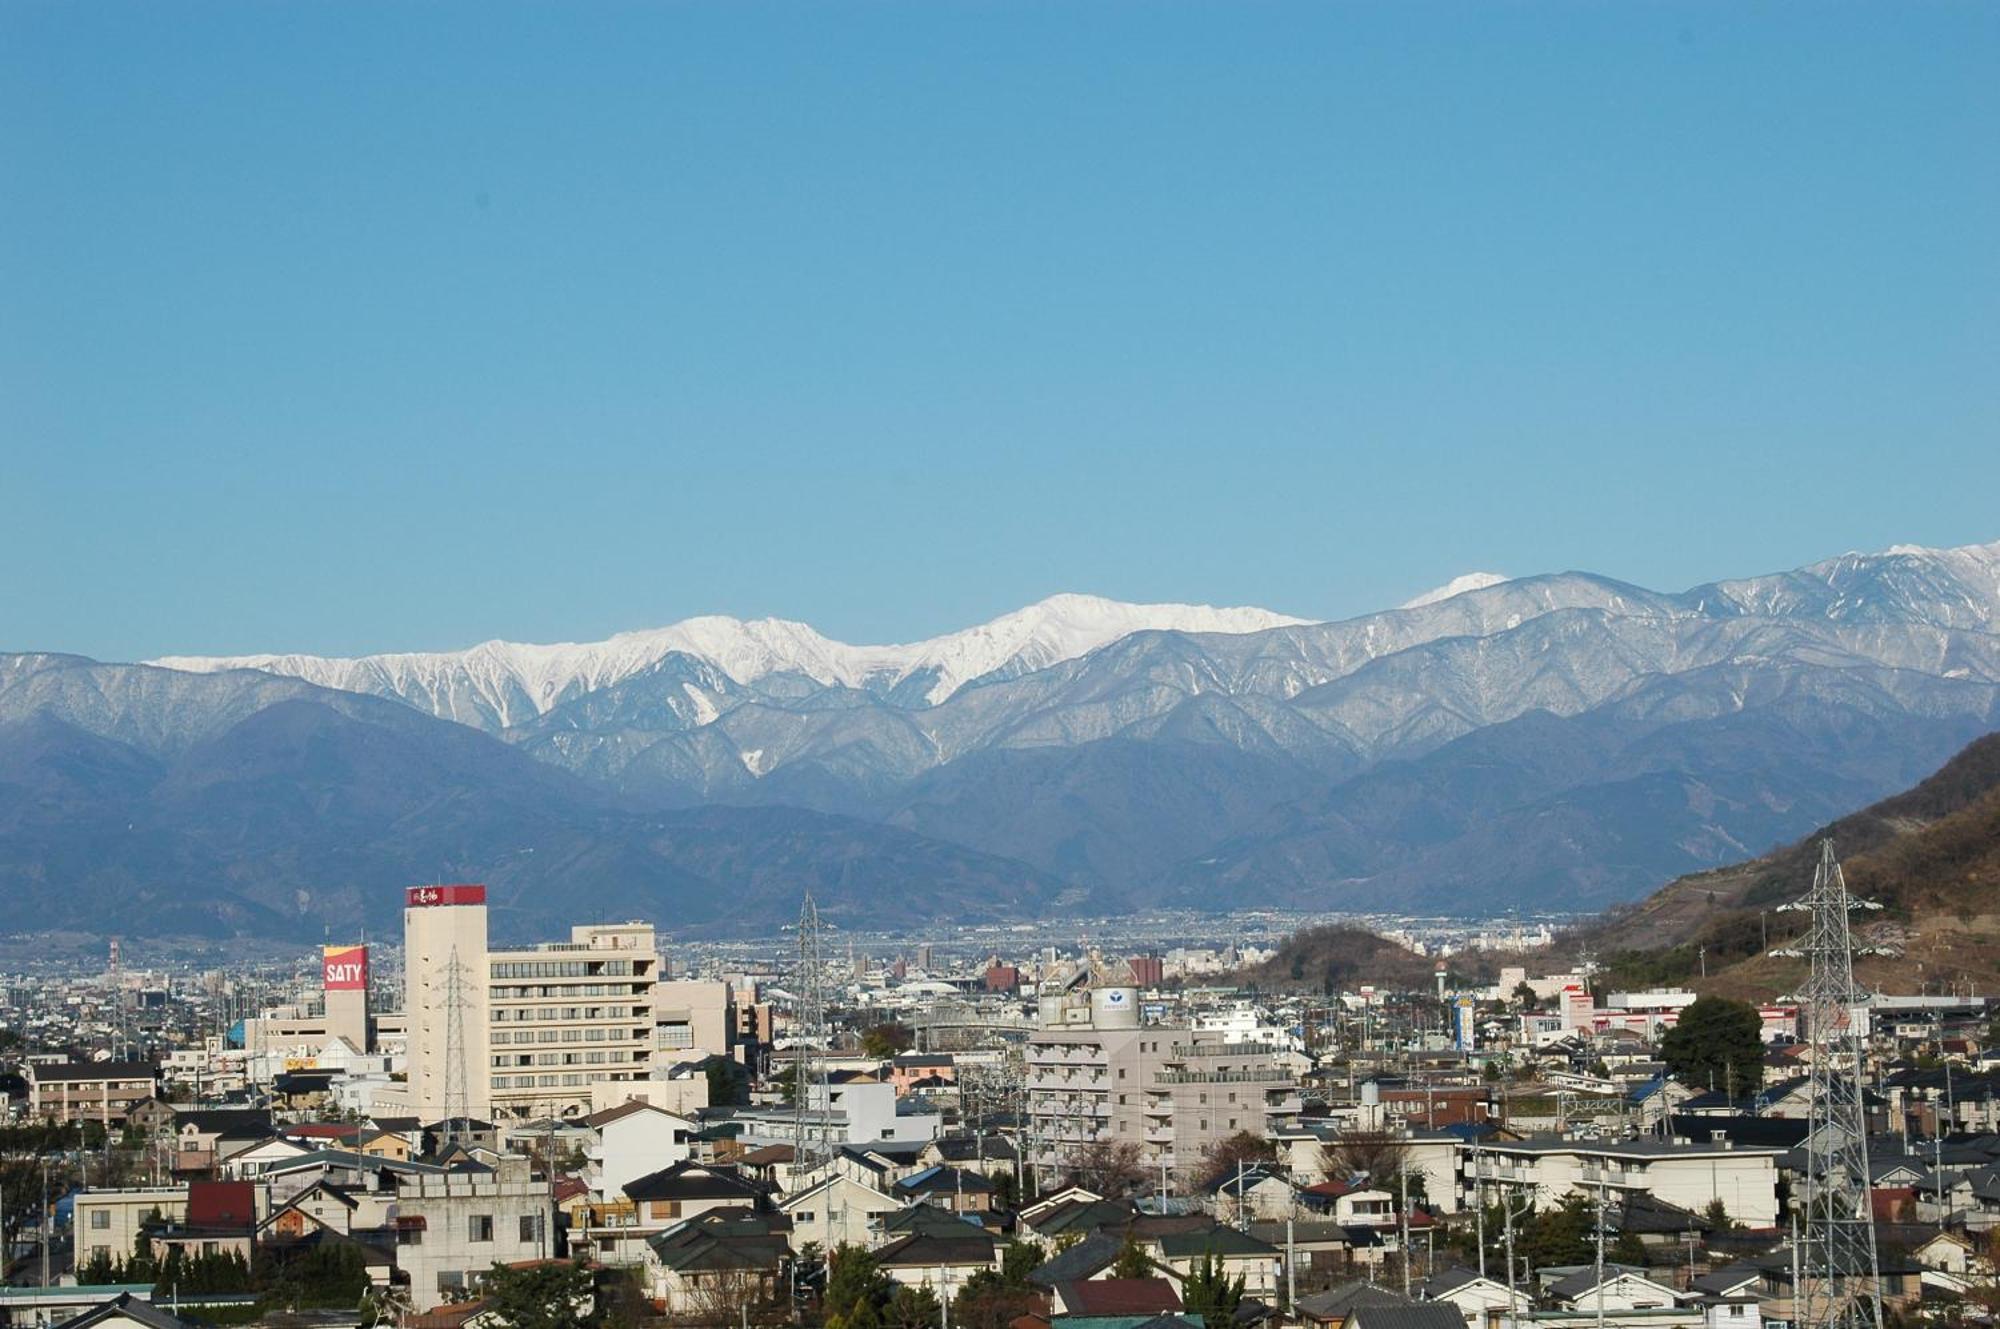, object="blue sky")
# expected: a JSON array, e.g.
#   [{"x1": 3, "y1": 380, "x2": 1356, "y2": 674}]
[{"x1": 5, "y1": 3, "x2": 1996, "y2": 660}]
